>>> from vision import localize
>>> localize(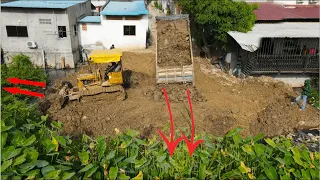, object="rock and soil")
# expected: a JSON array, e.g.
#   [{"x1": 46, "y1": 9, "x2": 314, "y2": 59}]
[
  {"x1": 156, "y1": 19, "x2": 192, "y2": 67},
  {"x1": 44, "y1": 52, "x2": 320, "y2": 139}
]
